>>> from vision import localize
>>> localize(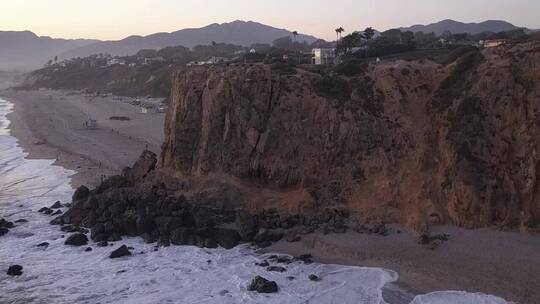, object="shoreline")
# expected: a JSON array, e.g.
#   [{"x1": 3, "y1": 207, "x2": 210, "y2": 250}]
[
  {"x1": 1, "y1": 83, "x2": 539, "y2": 303},
  {"x1": 264, "y1": 226, "x2": 540, "y2": 304},
  {"x1": 0, "y1": 86, "x2": 165, "y2": 188}
]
